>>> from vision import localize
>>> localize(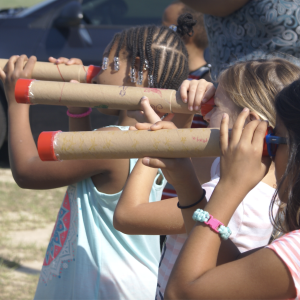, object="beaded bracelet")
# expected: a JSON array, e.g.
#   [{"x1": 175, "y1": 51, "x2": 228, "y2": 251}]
[
  {"x1": 192, "y1": 209, "x2": 232, "y2": 240},
  {"x1": 67, "y1": 108, "x2": 92, "y2": 118},
  {"x1": 177, "y1": 190, "x2": 206, "y2": 209}
]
